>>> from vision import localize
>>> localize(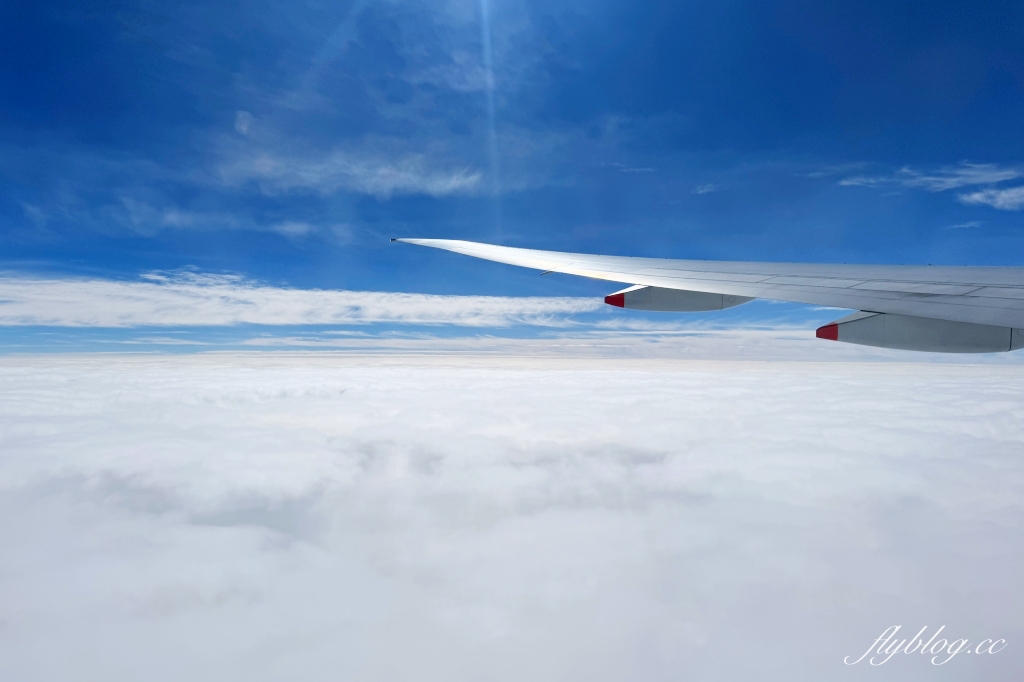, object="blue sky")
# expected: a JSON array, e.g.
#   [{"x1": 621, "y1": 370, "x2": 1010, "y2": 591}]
[{"x1": 3, "y1": 0, "x2": 1024, "y2": 348}]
